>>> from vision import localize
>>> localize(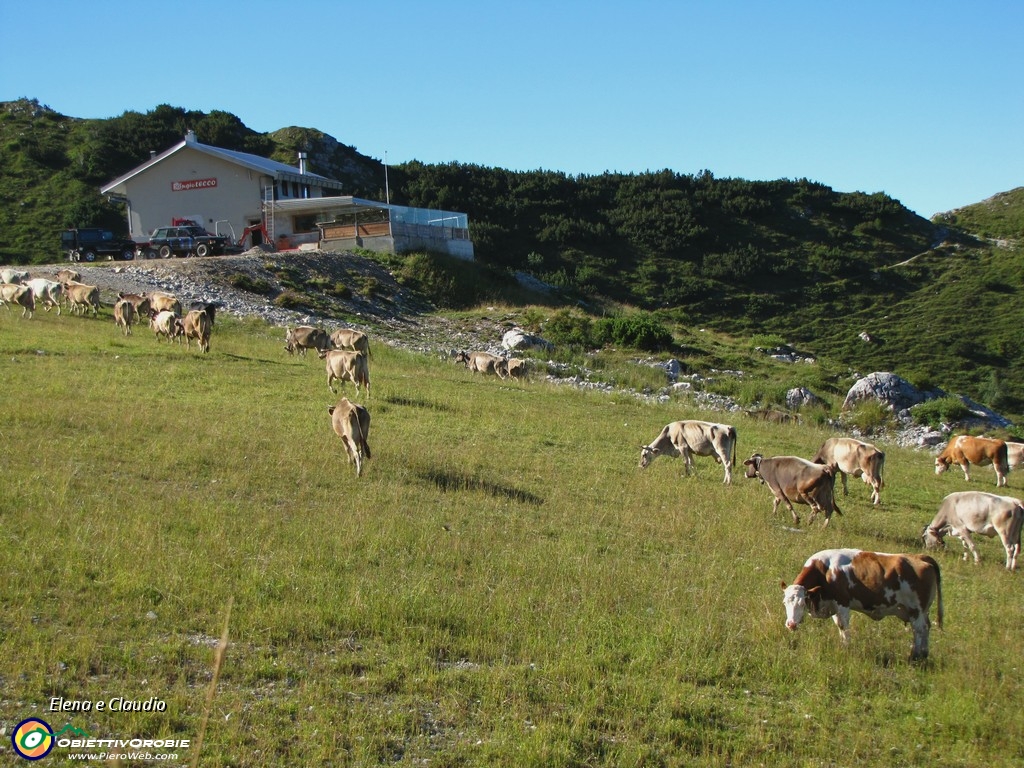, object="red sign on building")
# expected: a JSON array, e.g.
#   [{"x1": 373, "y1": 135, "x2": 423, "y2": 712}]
[{"x1": 172, "y1": 178, "x2": 217, "y2": 192}]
